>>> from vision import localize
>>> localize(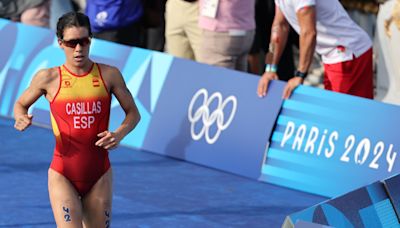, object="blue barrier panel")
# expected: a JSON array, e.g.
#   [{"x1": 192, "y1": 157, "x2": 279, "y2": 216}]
[
  {"x1": 283, "y1": 181, "x2": 400, "y2": 228},
  {"x1": 261, "y1": 85, "x2": 400, "y2": 197},
  {"x1": 383, "y1": 174, "x2": 400, "y2": 220},
  {"x1": 3, "y1": 19, "x2": 400, "y2": 198},
  {"x1": 141, "y1": 58, "x2": 284, "y2": 179},
  {"x1": 0, "y1": 19, "x2": 54, "y2": 118},
  {"x1": 293, "y1": 221, "x2": 333, "y2": 228}
]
